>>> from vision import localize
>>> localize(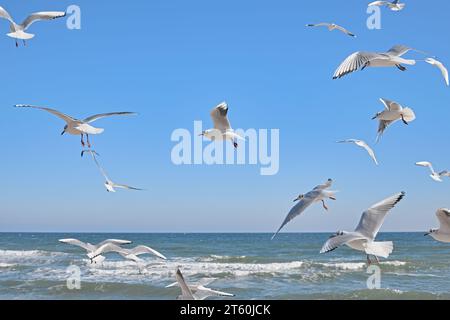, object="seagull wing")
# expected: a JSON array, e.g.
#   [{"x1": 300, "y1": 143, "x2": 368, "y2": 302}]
[
  {"x1": 376, "y1": 119, "x2": 395, "y2": 142},
  {"x1": 87, "y1": 243, "x2": 125, "y2": 259},
  {"x1": 379, "y1": 98, "x2": 402, "y2": 111},
  {"x1": 197, "y1": 286, "x2": 235, "y2": 297},
  {"x1": 0, "y1": 6, "x2": 14, "y2": 23},
  {"x1": 436, "y1": 209, "x2": 450, "y2": 233},
  {"x1": 313, "y1": 179, "x2": 333, "y2": 191},
  {"x1": 21, "y1": 11, "x2": 66, "y2": 30},
  {"x1": 97, "y1": 239, "x2": 132, "y2": 247},
  {"x1": 355, "y1": 192, "x2": 405, "y2": 240},
  {"x1": 83, "y1": 112, "x2": 137, "y2": 124},
  {"x1": 85, "y1": 150, "x2": 111, "y2": 181},
  {"x1": 355, "y1": 140, "x2": 379, "y2": 165},
  {"x1": 272, "y1": 191, "x2": 319, "y2": 239},
  {"x1": 426, "y1": 58, "x2": 449, "y2": 86},
  {"x1": 112, "y1": 184, "x2": 144, "y2": 191},
  {"x1": 176, "y1": 269, "x2": 196, "y2": 300},
  {"x1": 210, "y1": 102, "x2": 231, "y2": 131},
  {"x1": 368, "y1": 1, "x2": 390, "y2": 7},
  {"x1": 387, "y1": 45, "x2": 412, "y2": 57},
  {"x1": 320, "y1": 232, "x2": 367, "y2": 254},
  {"x1": 416, "y1": 161, "x2": 436, "y2": 175},
  {"x1": 128, "y1": 245, "x2": 167, "y2": 260},
  {"x1": 15, "y1": 104, "x2": 77, "y2": 124},
  {"x1": 334, "y1": 25, "x2": 356, "y2": 37},
  {"x1": 59, "y1": 239, "x2": 93, "y2": 252},
  {"x1": 333, "y1": 52, "x2": 387, "y2": 79}
]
